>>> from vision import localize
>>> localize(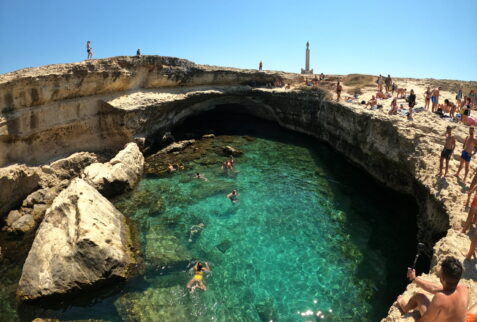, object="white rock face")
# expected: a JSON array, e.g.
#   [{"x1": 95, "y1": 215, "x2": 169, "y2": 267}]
[
  {"x1": 83, "y1": 143, "x2": 144, "y2": 198},
  {"x1": 17, "y1": 178, "x2": 136, "y2": 301}
]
